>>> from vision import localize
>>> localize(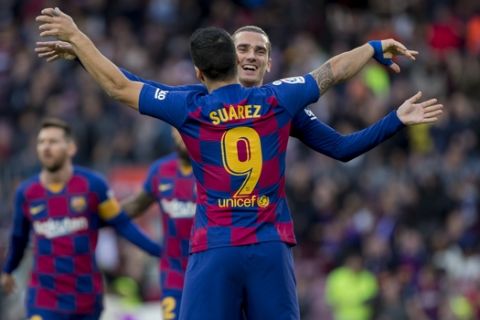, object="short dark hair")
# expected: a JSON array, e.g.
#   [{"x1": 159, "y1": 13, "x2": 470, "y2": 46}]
[
  {"x1": 233, "y1": 25, "x2": 271, "y2": 57},
  {"x1": 40, "y1": 118, "x2": 73, "y2": 140},
  {"x1": 190, "y1": 27, "x2": 237, "y2": 81}
]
